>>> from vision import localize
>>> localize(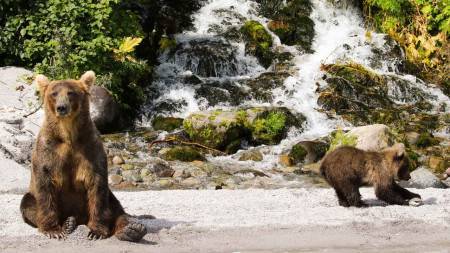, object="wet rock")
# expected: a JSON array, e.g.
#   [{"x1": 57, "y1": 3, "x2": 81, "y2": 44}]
[
  {"x1": 289, "y1": 140, "x2": 328, "y2": 165},
  {"x1": 195, "y1": 79, "x2": 249, "y2": 106},
  {"x1": 162, "y1": 146, "x2": 206, "y2": 162},
  {"x1": 347, "y1": 124, "x2": 395, "y2": 152},
  {"x1": 233, "y1": 169, "x2": 269, "y2": 178},
  {"x1": 244, "y1": 72, "x2": 290, "y2": 102},
  {"x1": 122, "y1": 170, "x2": 142, "y2": 183},
  {"x1": 168, "y1": 38, "x2": 239, "y2": 77},
  {"x1": 279, "y1": 154, "x2": 292, "y2": 167},
  {"x1": 400, "y1": 167, "x2": 447, "y2": 189},
  {"x1": 152, "y1": 116, "x2": 184, "y2": 132},
  {"x1": 89, "y1": 86, "x2": 124, "y2": 133},
  {"x1": 238, "y1": 149, "x2": 264, "y2": 161},
  {"x1": 240, "y1": 20, "x2": 274, "y2": 68},
  {"x1": 428, "y1": 156, "x2": 447, "y2": 174},
  {"x1": 180, "y1": 177, "x2": 202, "y2": 188},
  {"x1": 267, "y1": 0, "x2": 315, "y2": 52},
  {"x1": 183, "y1": 107, "x2": 306, "y2": 152}
]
